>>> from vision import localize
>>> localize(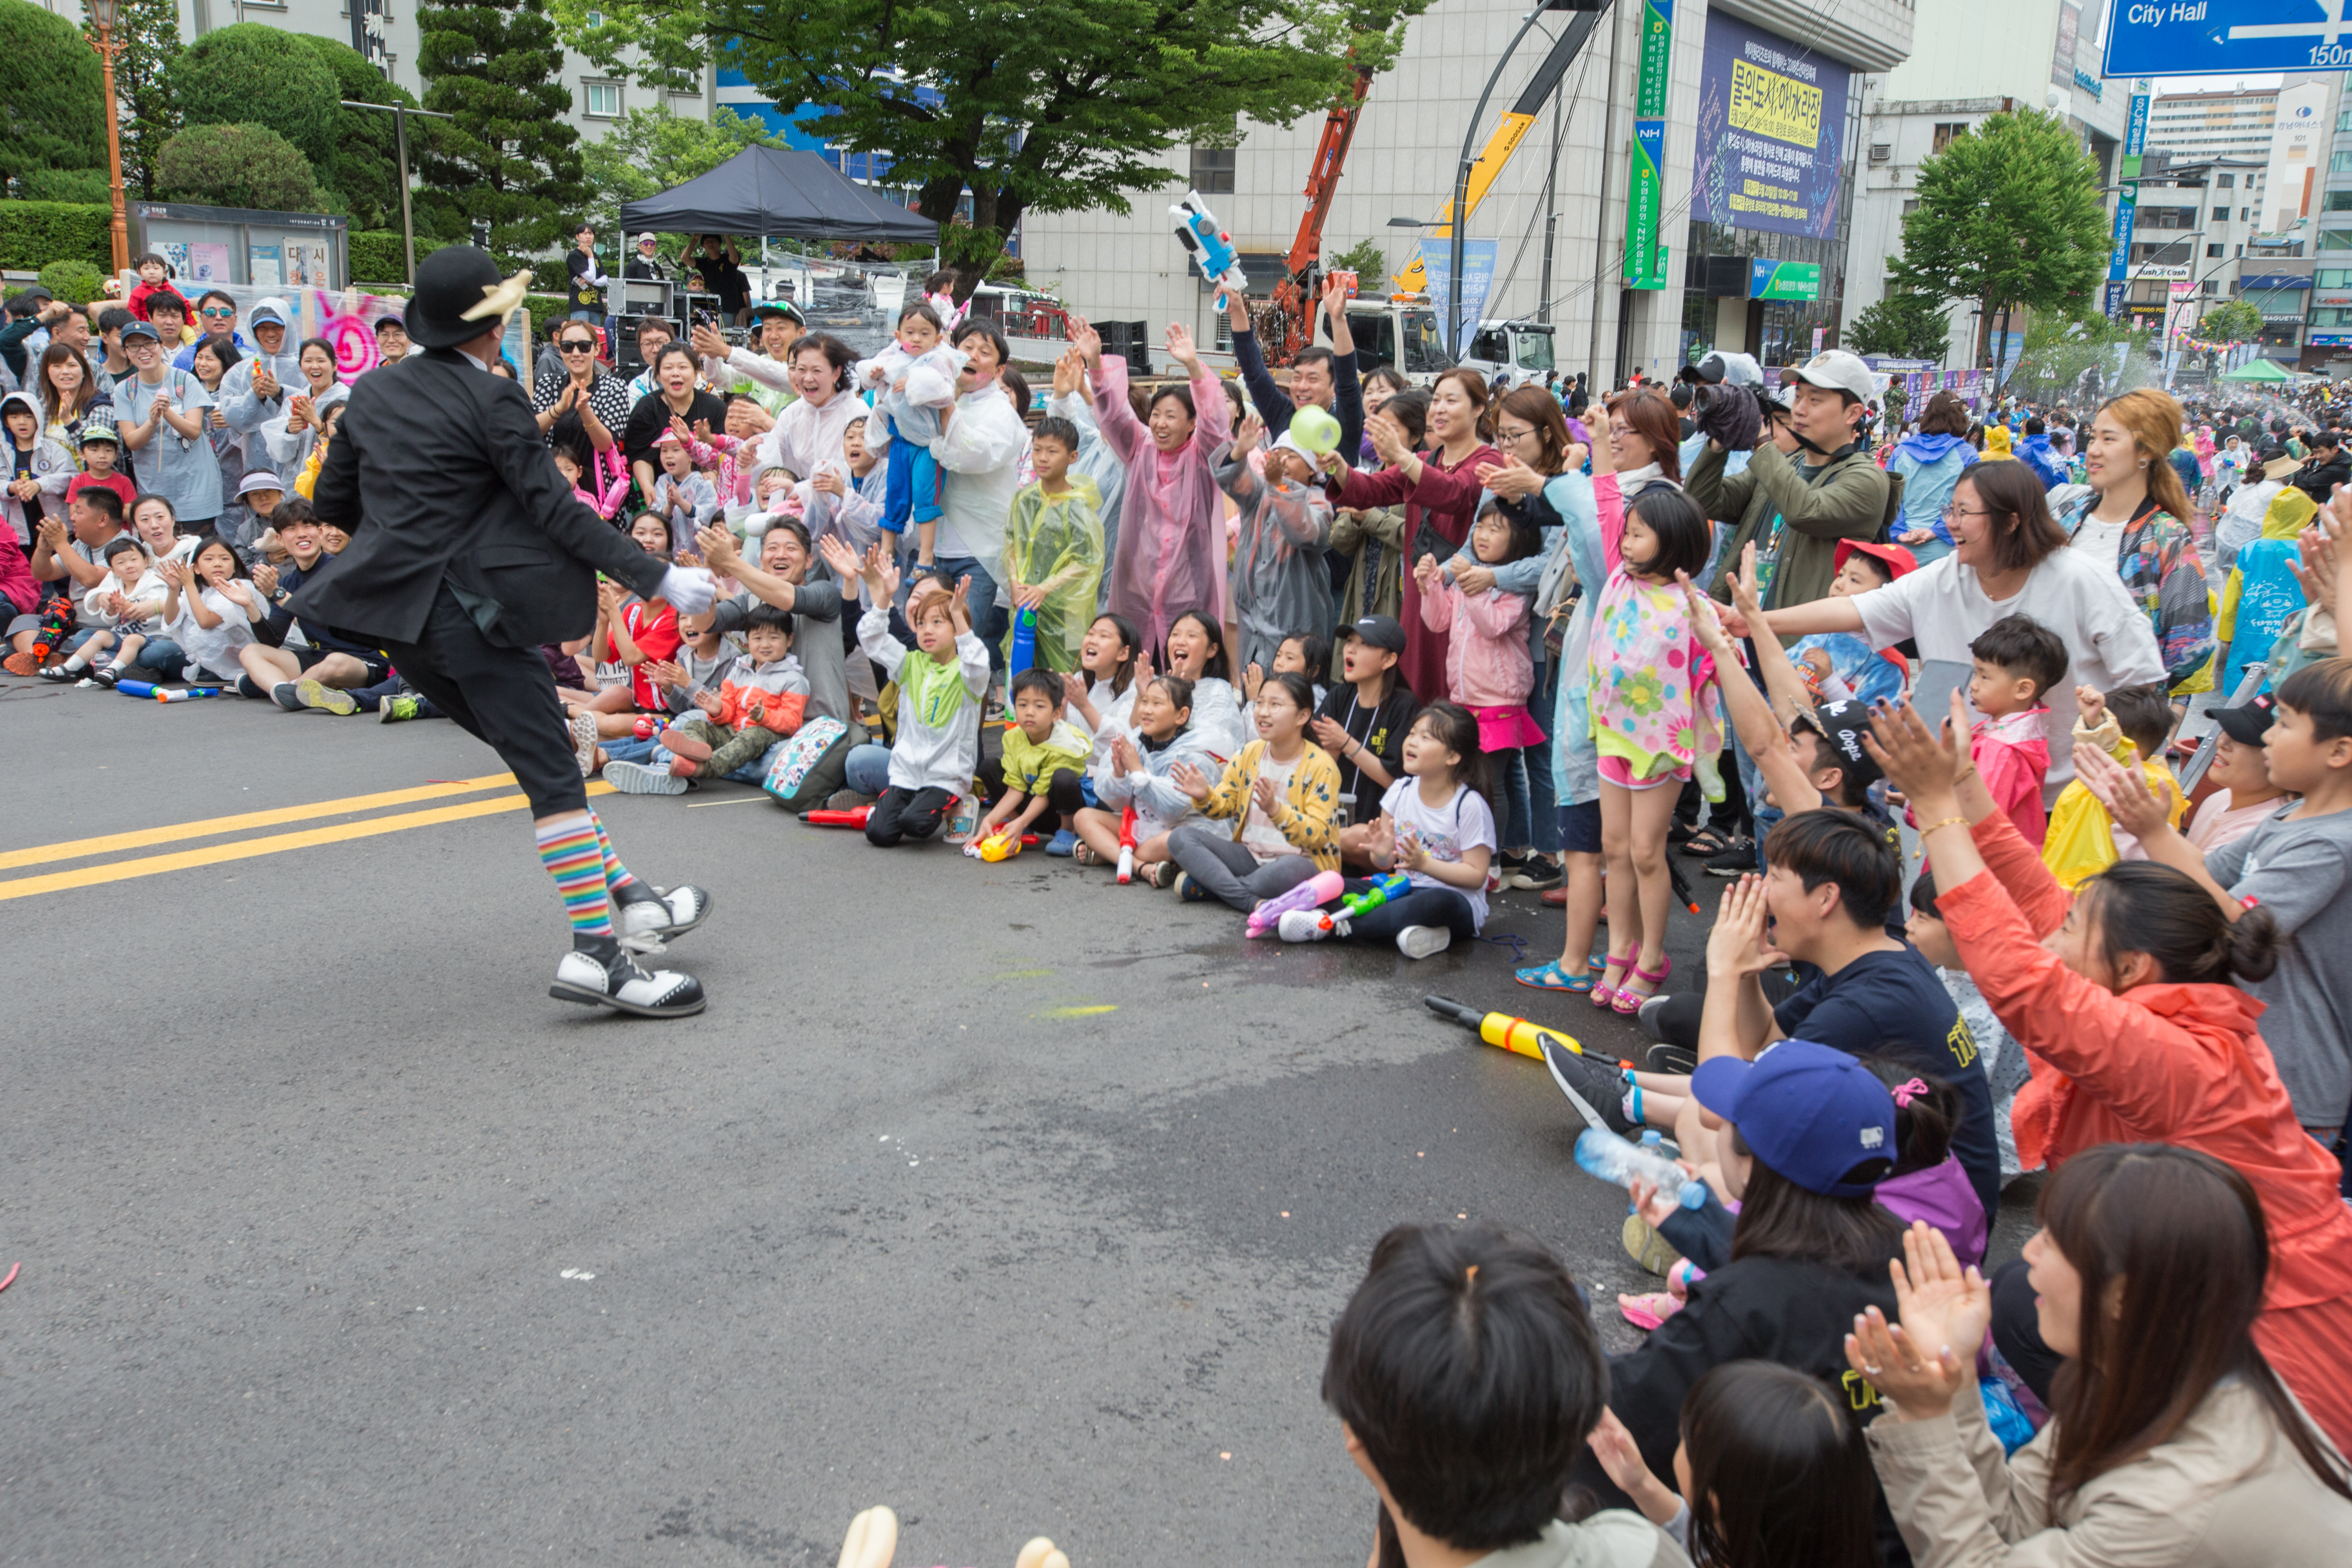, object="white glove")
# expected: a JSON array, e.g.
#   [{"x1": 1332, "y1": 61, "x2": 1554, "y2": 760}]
[{"x1": 658, "y1": 565, "x2": 716, "y2": 614}]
